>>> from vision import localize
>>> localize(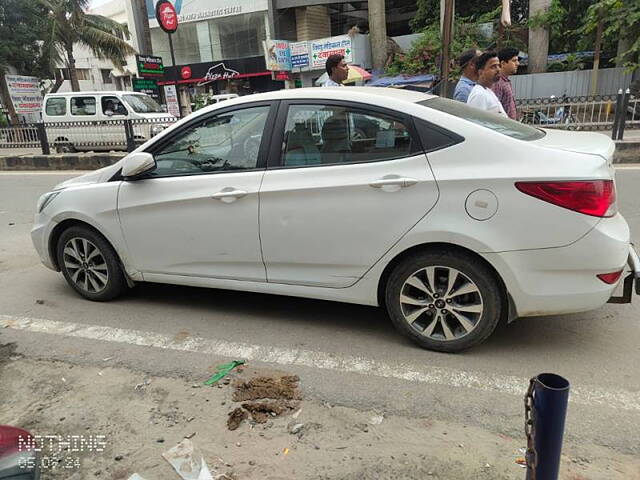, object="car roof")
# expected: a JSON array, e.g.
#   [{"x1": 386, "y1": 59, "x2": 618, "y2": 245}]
[
  {"x1": 197, "y1": 87, "x2": 436, "y2": 115},
  {"x1": 44, "y1": 91, "x2": 145, "y2": 97}
]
